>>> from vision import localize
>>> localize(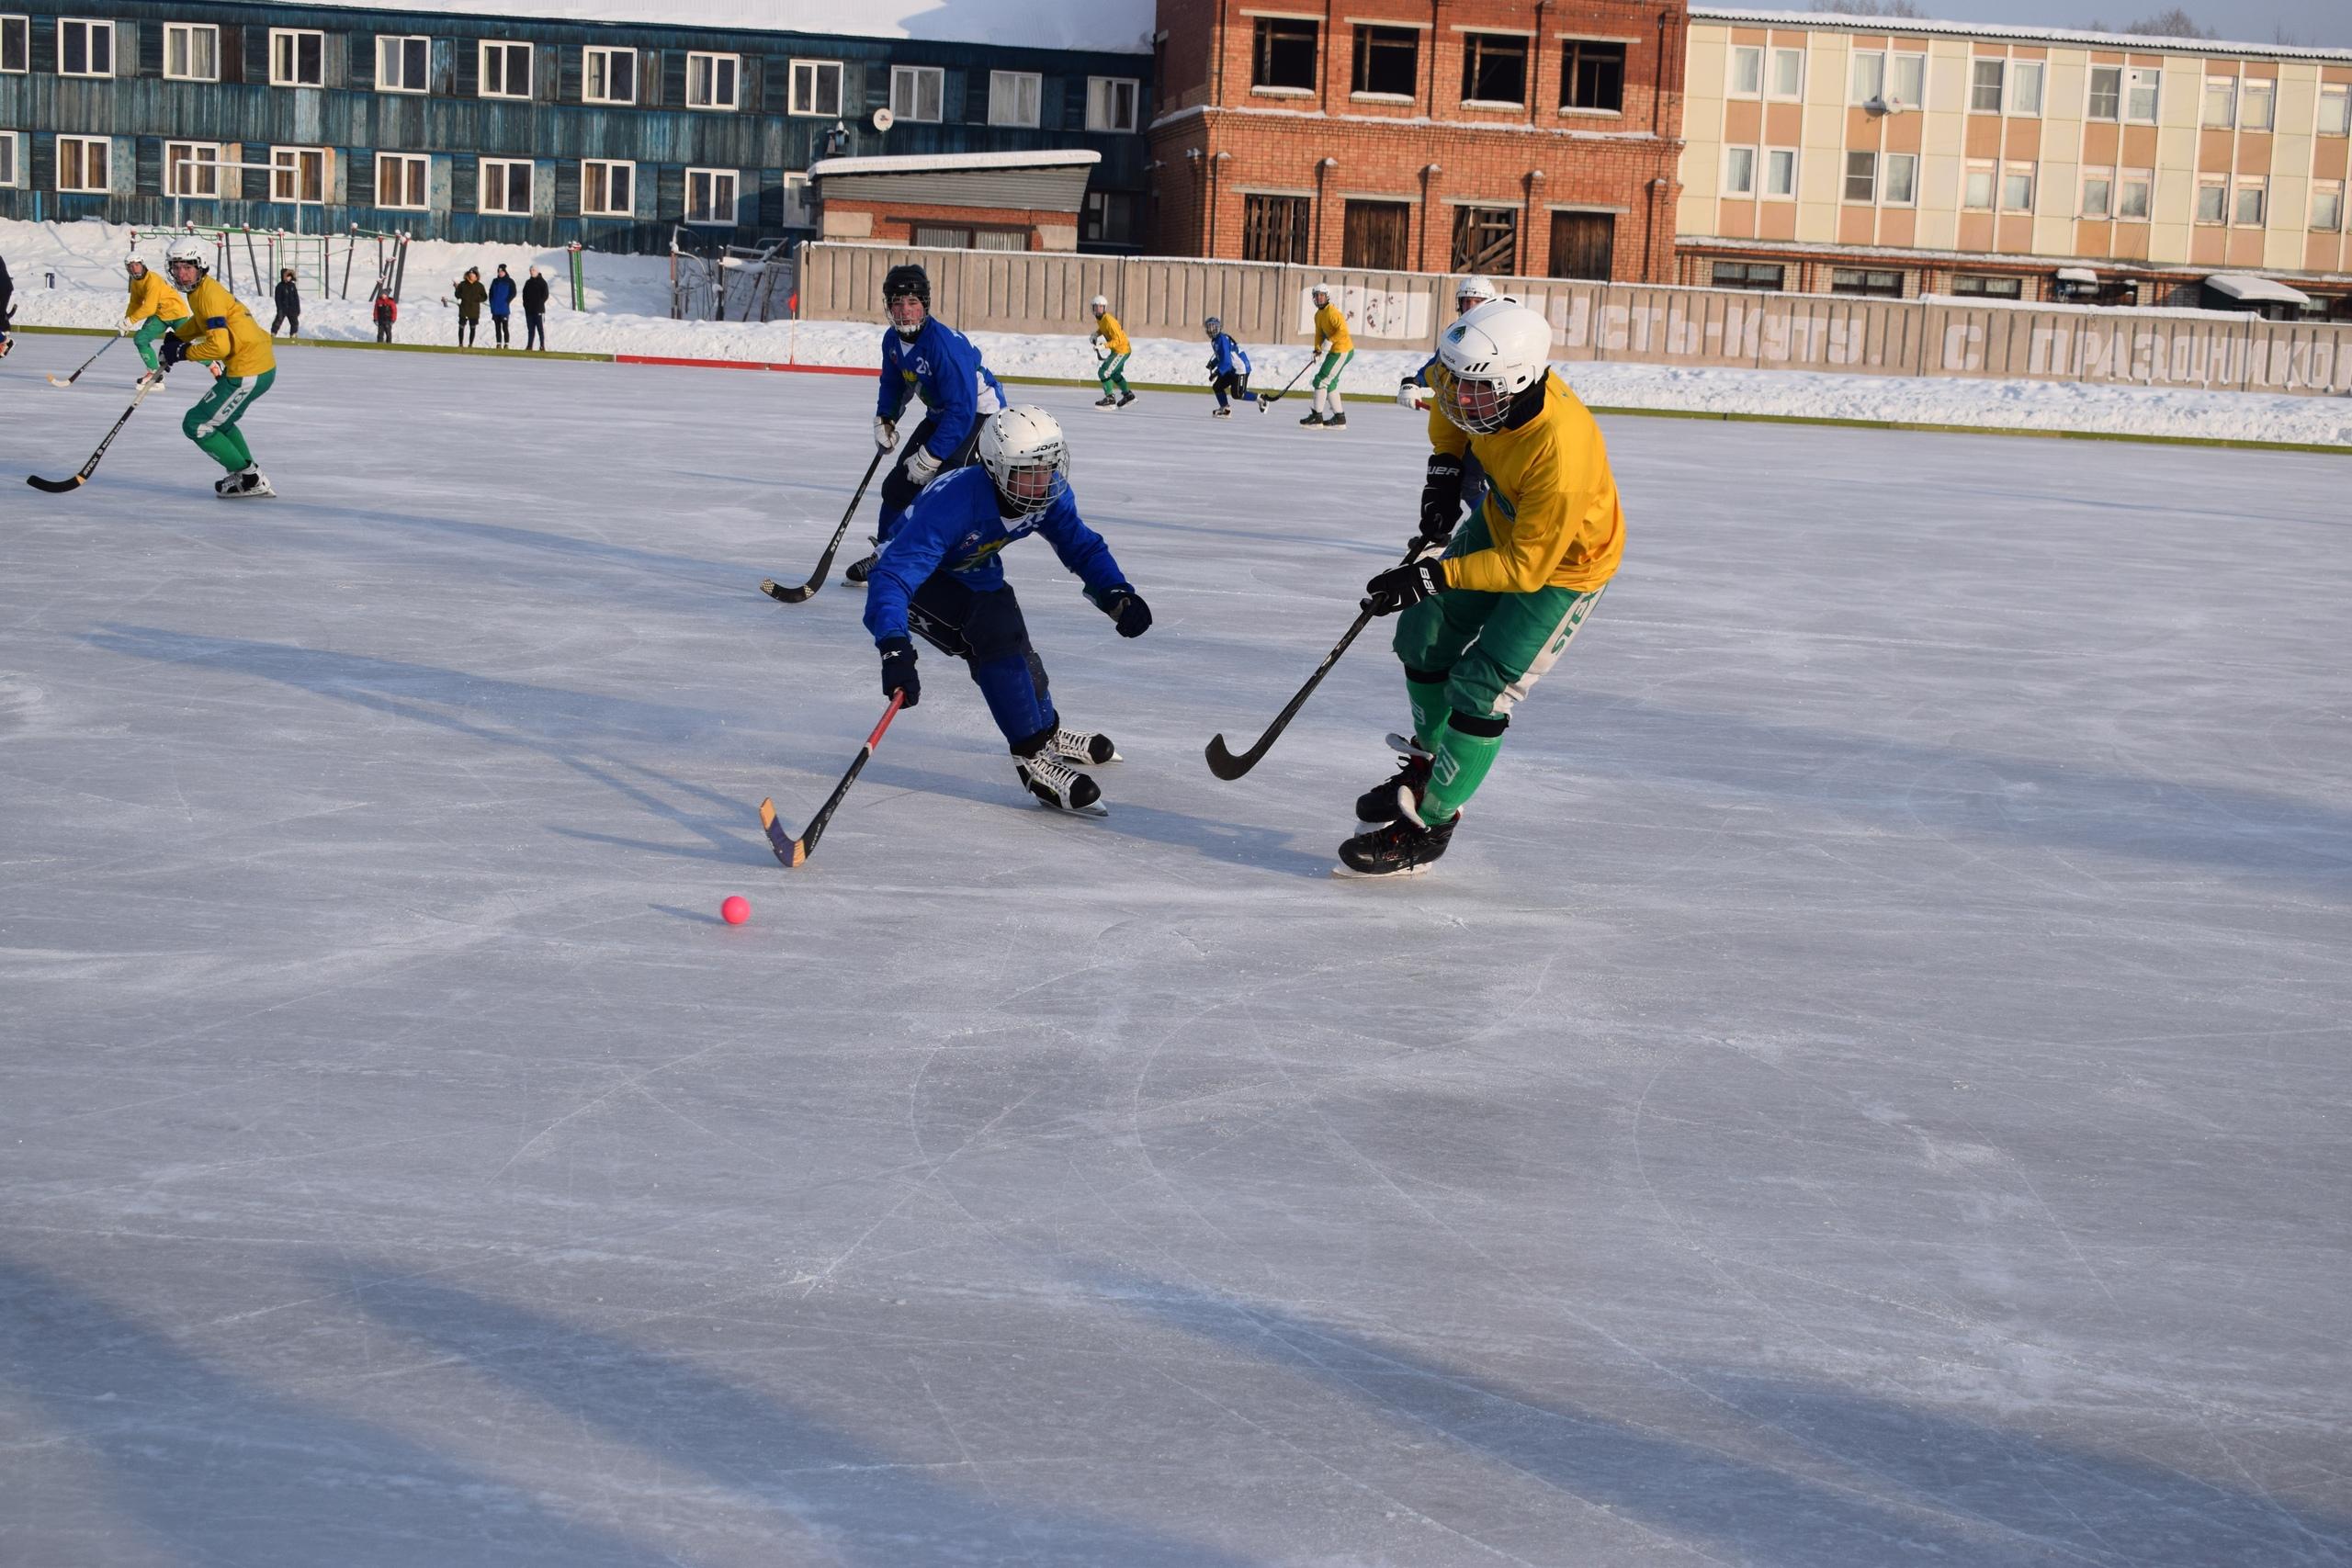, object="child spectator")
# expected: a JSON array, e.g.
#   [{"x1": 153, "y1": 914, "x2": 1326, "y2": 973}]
[
  {"x1": 372, "y1": 290, "x2": 398, "y2": 344},
  {"x1": 522, "y1": 266, "x2": 550, "y2": 352},
  {"x1": 270, "y1": 268, "x2": 301, "y2": 336},
  {"x1": 488, "y1": 265, "x2": 517, "y2": 349}
]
